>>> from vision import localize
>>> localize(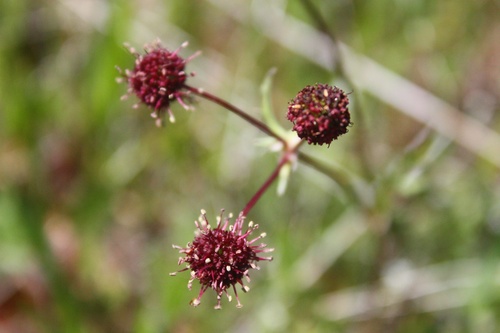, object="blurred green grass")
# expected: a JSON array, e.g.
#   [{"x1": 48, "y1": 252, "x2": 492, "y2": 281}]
[{"x1": 1, "y1": 0, "x2": 499, "y2": 332}]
